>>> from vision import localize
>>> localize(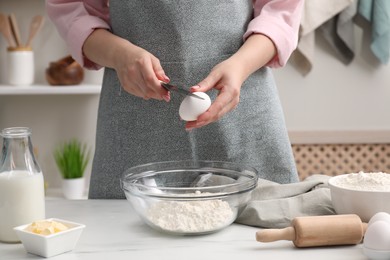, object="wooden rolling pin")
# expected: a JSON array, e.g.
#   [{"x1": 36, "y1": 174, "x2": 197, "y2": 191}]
[{"x1": 256, "y1": 214, "x2": 368, "y2": 248}]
